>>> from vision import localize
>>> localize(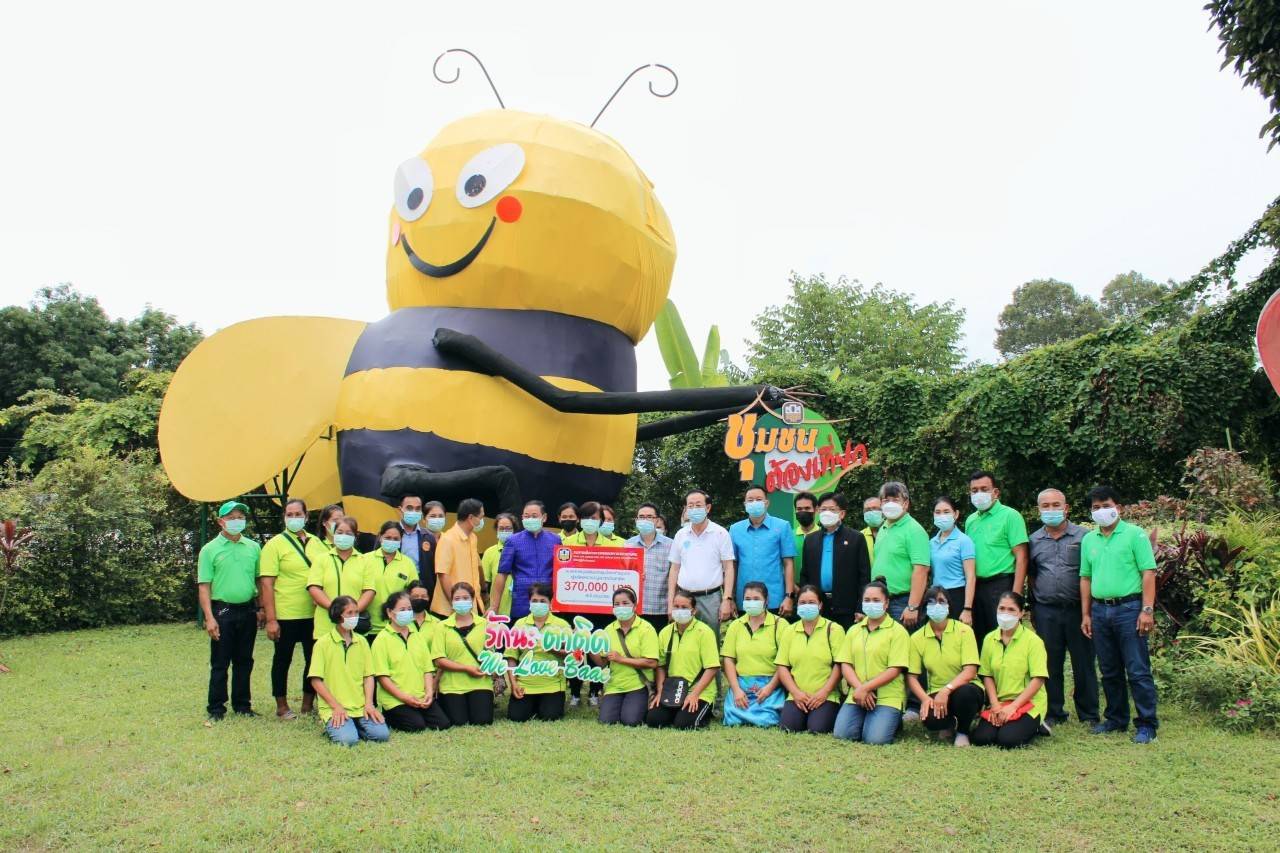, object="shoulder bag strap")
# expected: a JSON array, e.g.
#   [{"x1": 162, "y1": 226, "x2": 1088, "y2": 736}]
[
  {"x1": 282, "y1": 532, "x2": 312, "y2": 568},
  {"x1": 616, "y1": 625, "x2": 653, "y2": 689}
]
